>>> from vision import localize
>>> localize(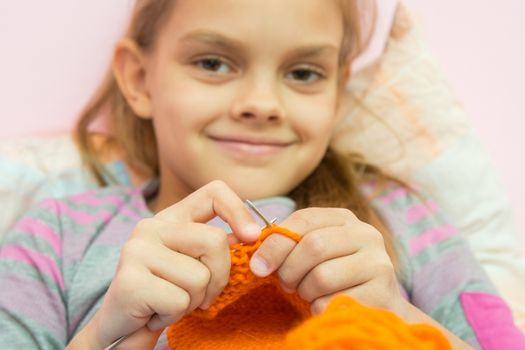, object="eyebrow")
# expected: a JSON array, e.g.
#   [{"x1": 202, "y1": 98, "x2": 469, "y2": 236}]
[
  {"x1": 180, "y1": 31, "x2": 245, "y2": 52},
  {"x1": 179, "y1": 30, "x2": 339, "y2": 58}
]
